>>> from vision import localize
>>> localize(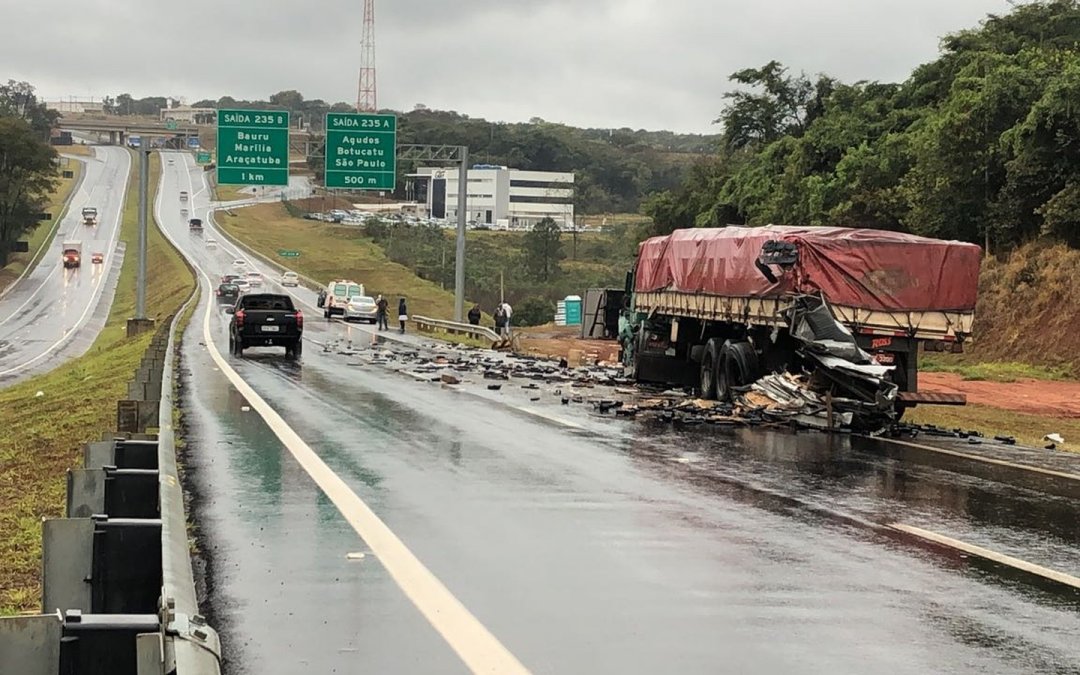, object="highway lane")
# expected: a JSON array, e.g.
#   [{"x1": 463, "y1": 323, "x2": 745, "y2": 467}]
[
  {"x1": 0, "y1": 145, "x2": 130, "y2": 386},
  {"x1": 157, "y1": 152, "x2": 1080, "y2": 674}
]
